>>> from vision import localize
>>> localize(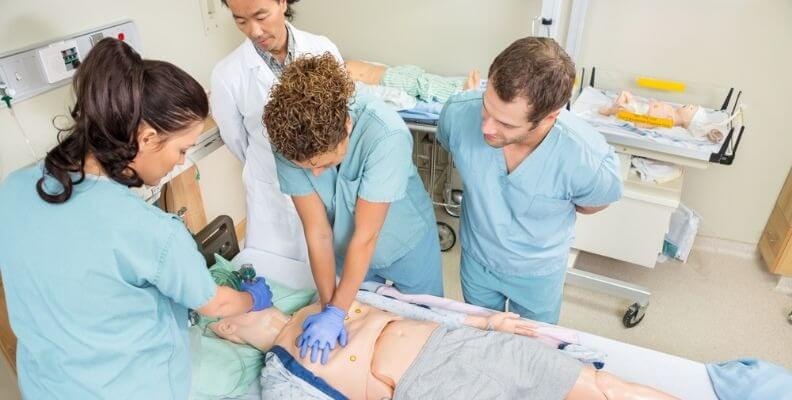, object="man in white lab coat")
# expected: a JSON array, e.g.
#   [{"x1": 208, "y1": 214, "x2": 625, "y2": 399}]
[{"x1": 211, "y1": 0, "x2": 342, "y2": 270}]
